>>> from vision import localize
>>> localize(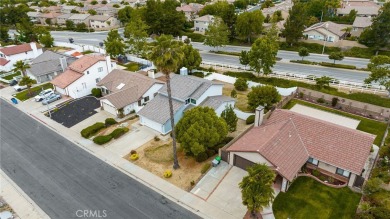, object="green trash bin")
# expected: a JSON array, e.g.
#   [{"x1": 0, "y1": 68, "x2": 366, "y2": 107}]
[{"x1": 215, "y1": 156, "x2": 221, "y2": 161}]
